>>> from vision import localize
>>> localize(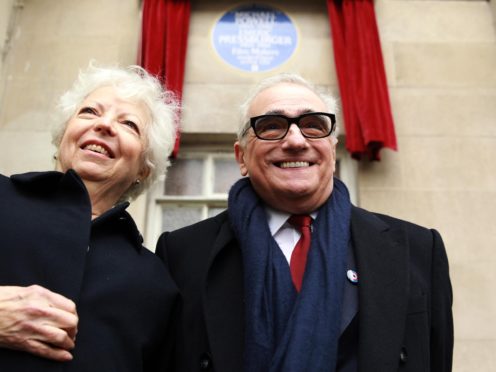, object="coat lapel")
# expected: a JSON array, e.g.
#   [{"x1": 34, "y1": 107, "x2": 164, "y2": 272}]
[
  {"x1": 203, "y1": 214, "x2": 245, "y2": 372},
  {"x1": 351, "y1": 207, "x2": 409, "y2": 372}
]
